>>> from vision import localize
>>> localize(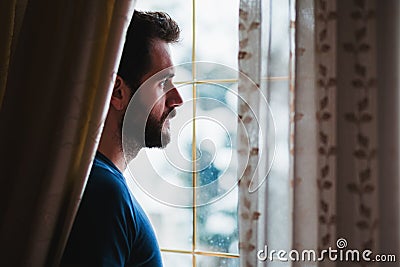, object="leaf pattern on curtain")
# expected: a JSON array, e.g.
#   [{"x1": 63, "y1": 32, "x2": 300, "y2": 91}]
[
  {"x1": 315, "y1": 0, "x2": 338, "y2": 254},
  {"x1": 239, "y1": 0, "x2": 384, "y2": 266},
  {"x1": 294, "y1": 0, "x2": 379, "y2": 266},
  {"x1": 237, "y1": 0, "x2": 262, "y2": 266},
  {"x1": 339, "y1": 0, "x2": 379, "y2": 257}
]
